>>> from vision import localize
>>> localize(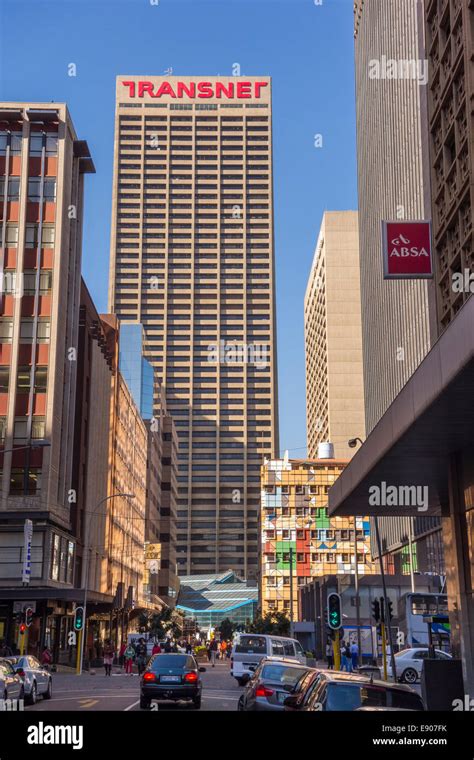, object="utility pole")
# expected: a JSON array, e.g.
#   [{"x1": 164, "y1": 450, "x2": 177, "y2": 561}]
[
  {"x1": 289, "y1": 546, "x2": 294, "y2": 638},
  {"x1": 374, "y1": 517, "x2": 397, "y2": 682},
  {"x1": 353, "y1": 516, "x2": 362, "y2": 663}
]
